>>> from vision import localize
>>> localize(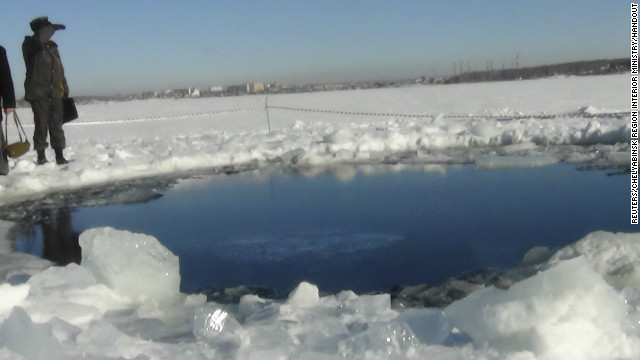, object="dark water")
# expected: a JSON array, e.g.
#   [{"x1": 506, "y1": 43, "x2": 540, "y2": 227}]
[{"x1": 10, "y1": 163, "x2": 636, "y2": 294}]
